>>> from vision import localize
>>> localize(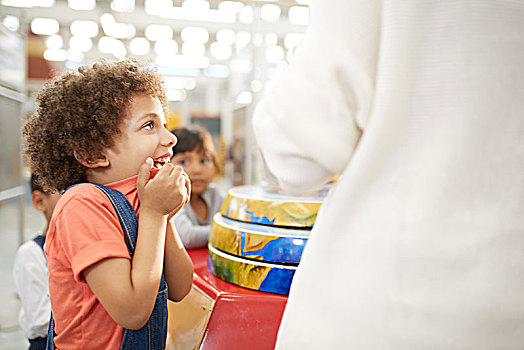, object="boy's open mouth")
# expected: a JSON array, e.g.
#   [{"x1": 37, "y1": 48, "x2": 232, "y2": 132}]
[{"x1": 153, "y1": 156, "x2": 171, "y2": 169}]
